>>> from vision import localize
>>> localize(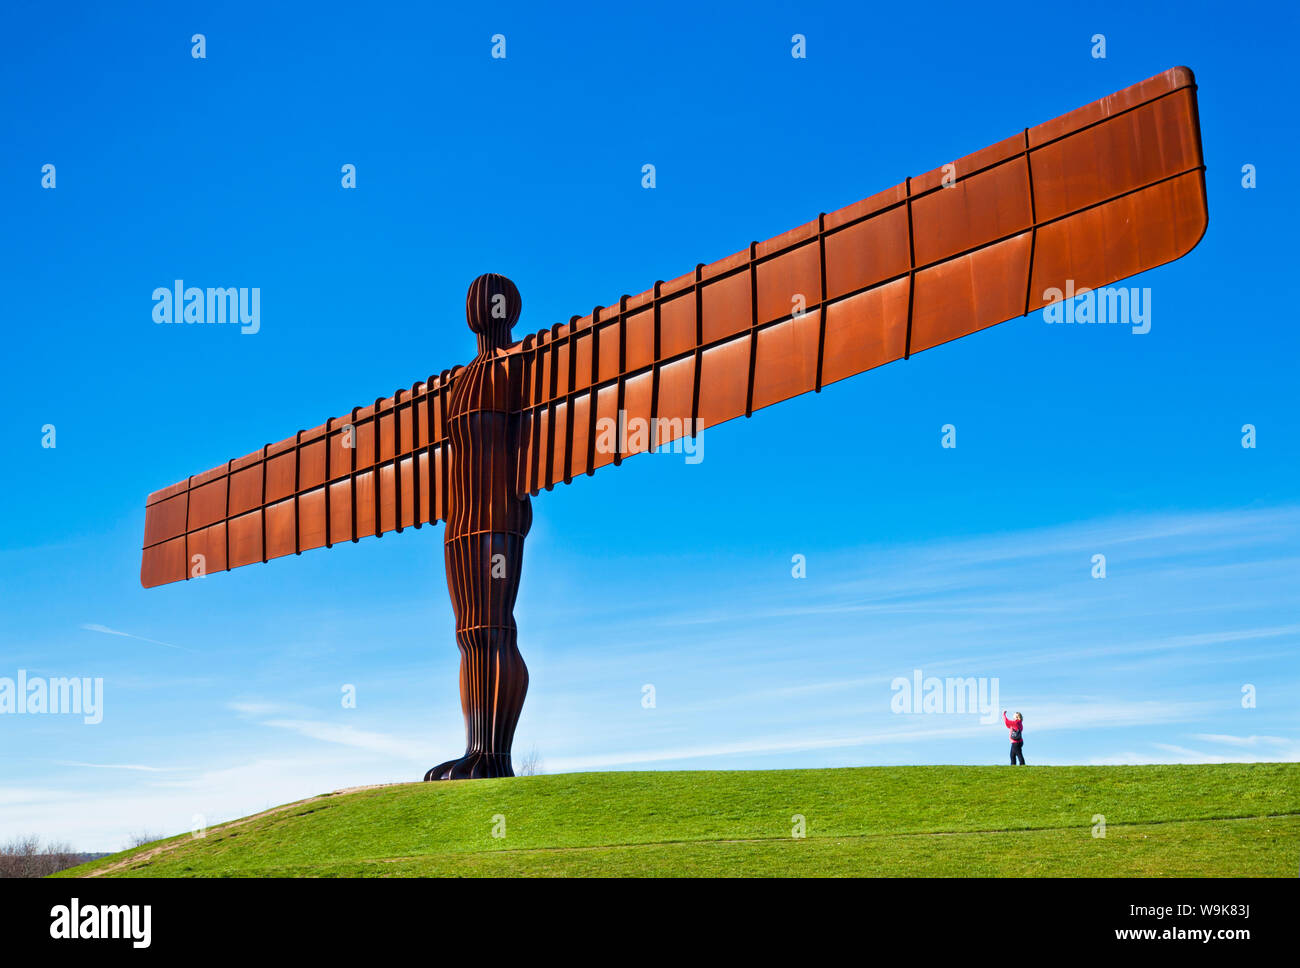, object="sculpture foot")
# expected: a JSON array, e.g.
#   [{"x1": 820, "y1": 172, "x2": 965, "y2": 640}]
[{"x1": 423, "y1": 752, "x2": 514, "y2": 781}]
